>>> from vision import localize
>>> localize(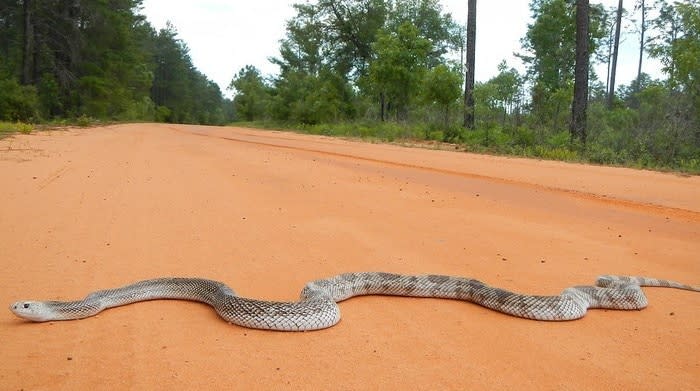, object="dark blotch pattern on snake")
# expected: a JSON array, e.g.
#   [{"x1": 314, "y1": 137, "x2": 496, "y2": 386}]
[{"x1": 9, "y1": 273, "x2": 699, "y2": 331}]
